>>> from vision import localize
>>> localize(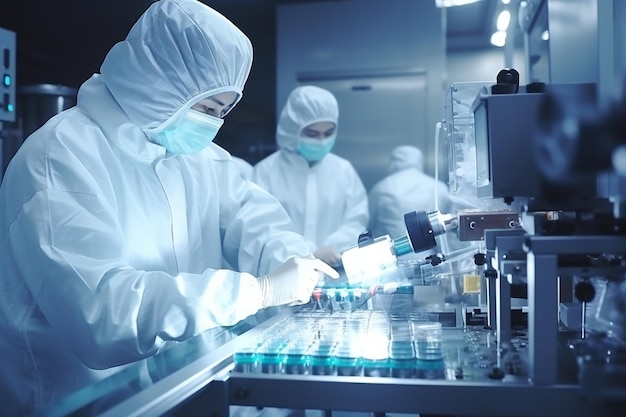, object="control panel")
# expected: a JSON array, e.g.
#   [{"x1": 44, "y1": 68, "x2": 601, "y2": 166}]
[{"x1": 0, "y1": 27, "x2": 16, "y2": 123}]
